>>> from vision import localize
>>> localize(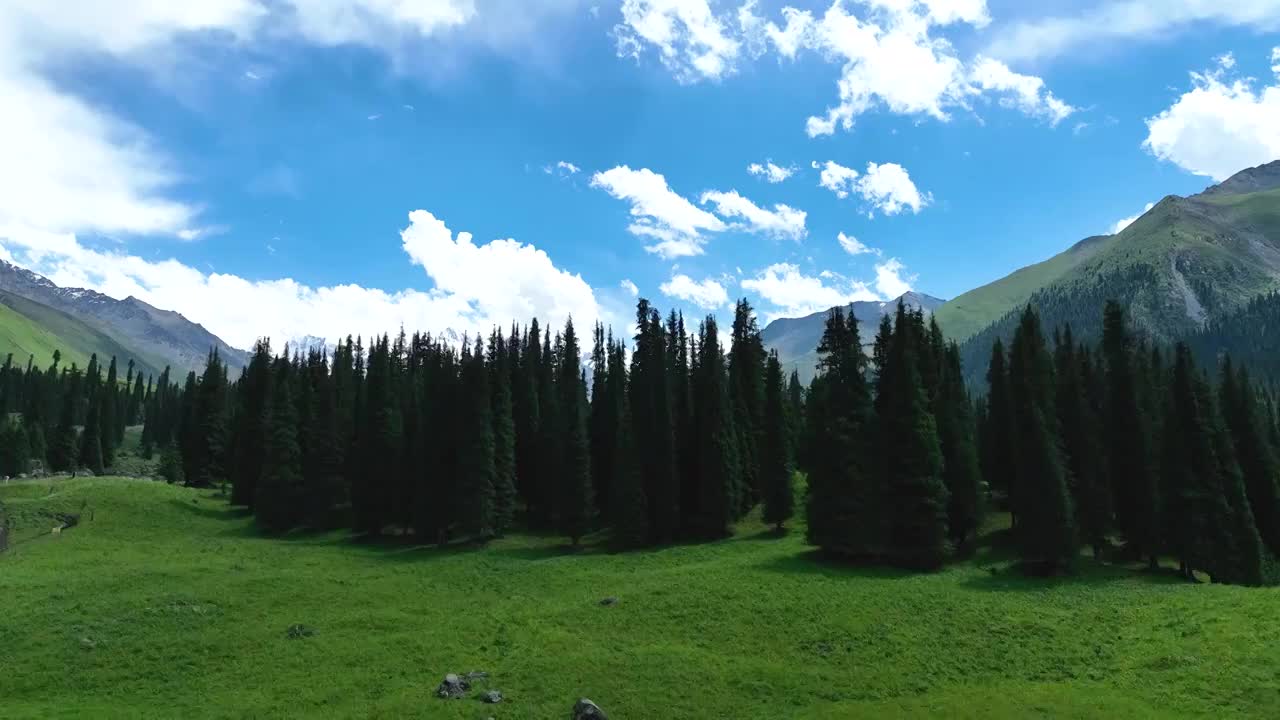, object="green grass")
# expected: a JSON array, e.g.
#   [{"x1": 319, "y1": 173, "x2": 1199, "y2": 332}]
[
  {"x1": 0, "y1": 291, "x2": 166, "y2": 377},
  {"x1": 3, "y1": 479, "x2": 1279, "y2": 719}
]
